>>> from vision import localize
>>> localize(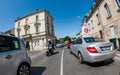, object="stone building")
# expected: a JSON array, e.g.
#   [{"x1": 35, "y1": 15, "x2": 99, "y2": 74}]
[
  {"x1": 82, "y1": 0, "x2": 120, "y2": 49},
  {"x1": 14, "y1": 9, "x2": 56, "y2": 51},
  {"x1": 5, "y1": 28, "x2": 15, "y2": 35}
]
